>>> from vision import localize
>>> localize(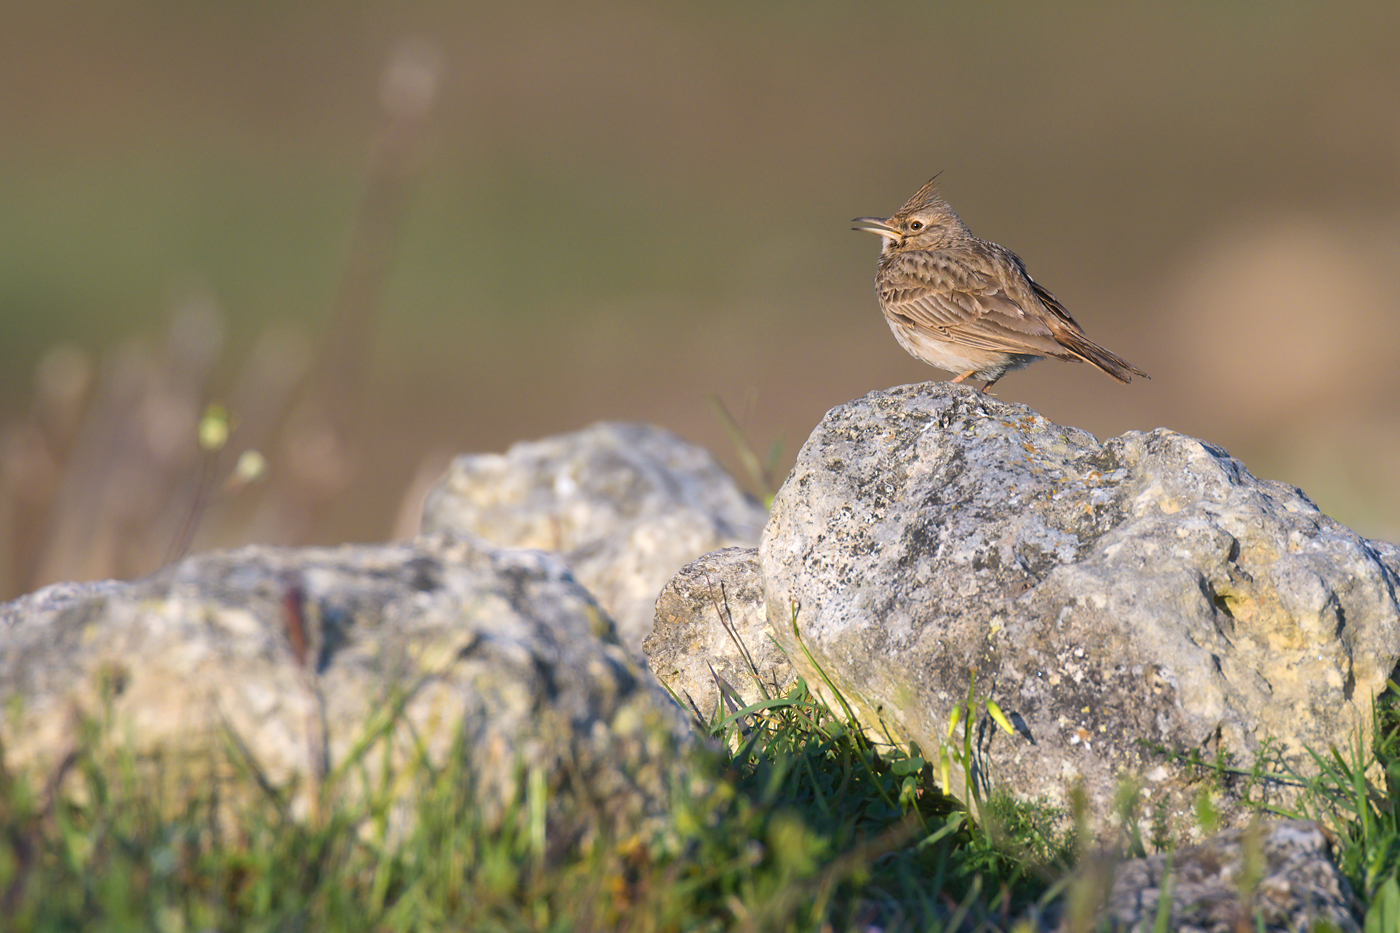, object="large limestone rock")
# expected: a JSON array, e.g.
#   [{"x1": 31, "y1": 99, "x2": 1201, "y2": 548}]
[
  {"x1": 421, "y1": 422, "x2": 767, "y2": 651},
  {"x1": 0, "y1": 532, "x2": 693, "y2": 838},
  {"x1": 758, "y1": 383, "x2": 1400, "y2": 839}
]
